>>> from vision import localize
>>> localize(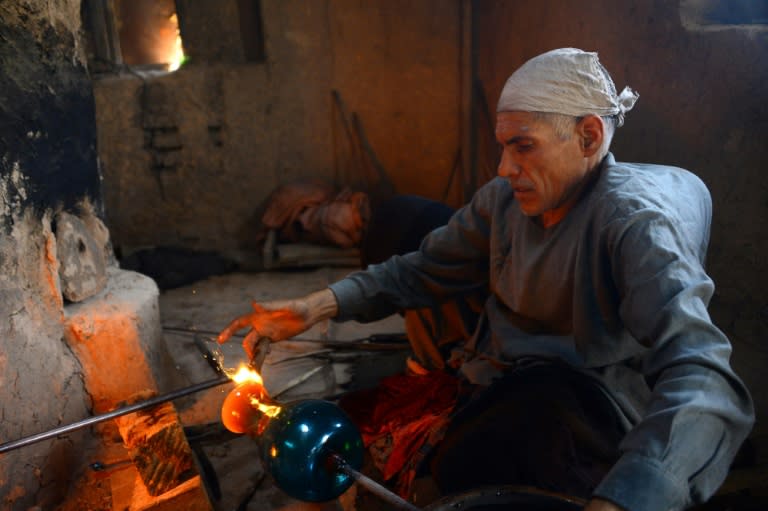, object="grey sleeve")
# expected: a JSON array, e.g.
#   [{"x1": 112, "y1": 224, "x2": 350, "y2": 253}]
[
  {"x1": 593, "y1": 203, "x2": 754, "y2": 511},
  {"x1": 329, "y1": 187, "x2": 495, "y2": 324}
]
